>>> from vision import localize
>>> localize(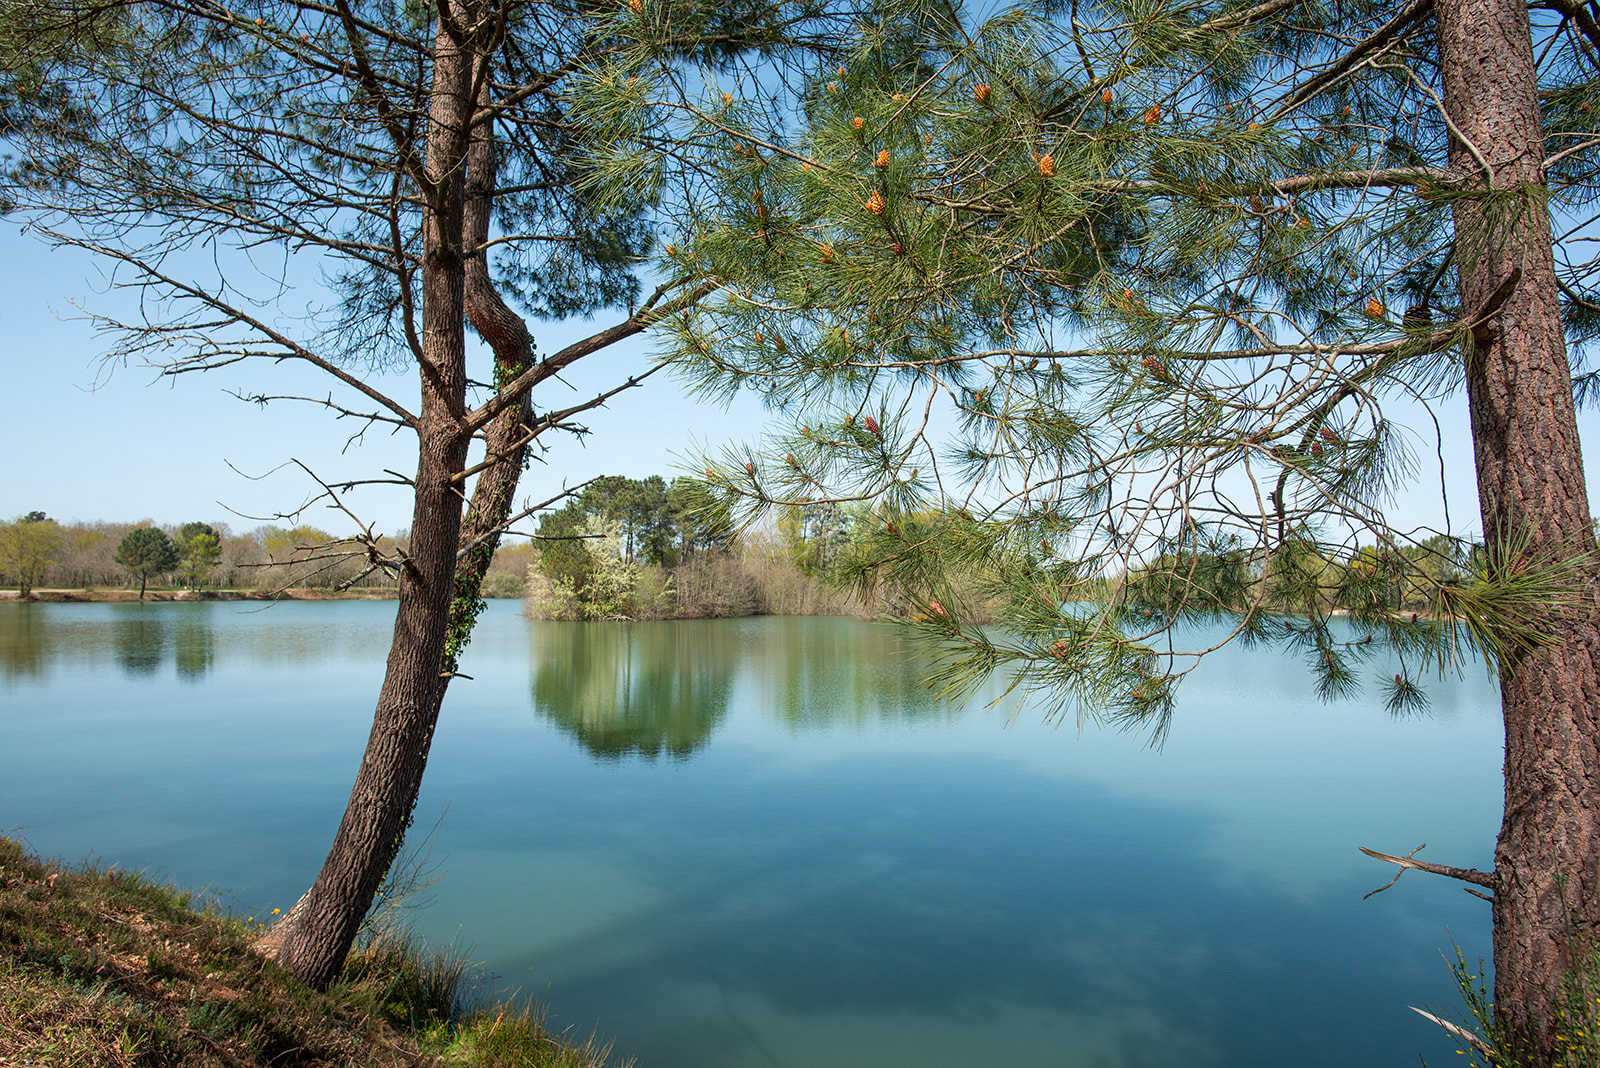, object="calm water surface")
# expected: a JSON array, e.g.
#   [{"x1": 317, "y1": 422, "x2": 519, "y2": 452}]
[{"x1": 0, "y1": 600, "x2": 1501, "y2": 1066}]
